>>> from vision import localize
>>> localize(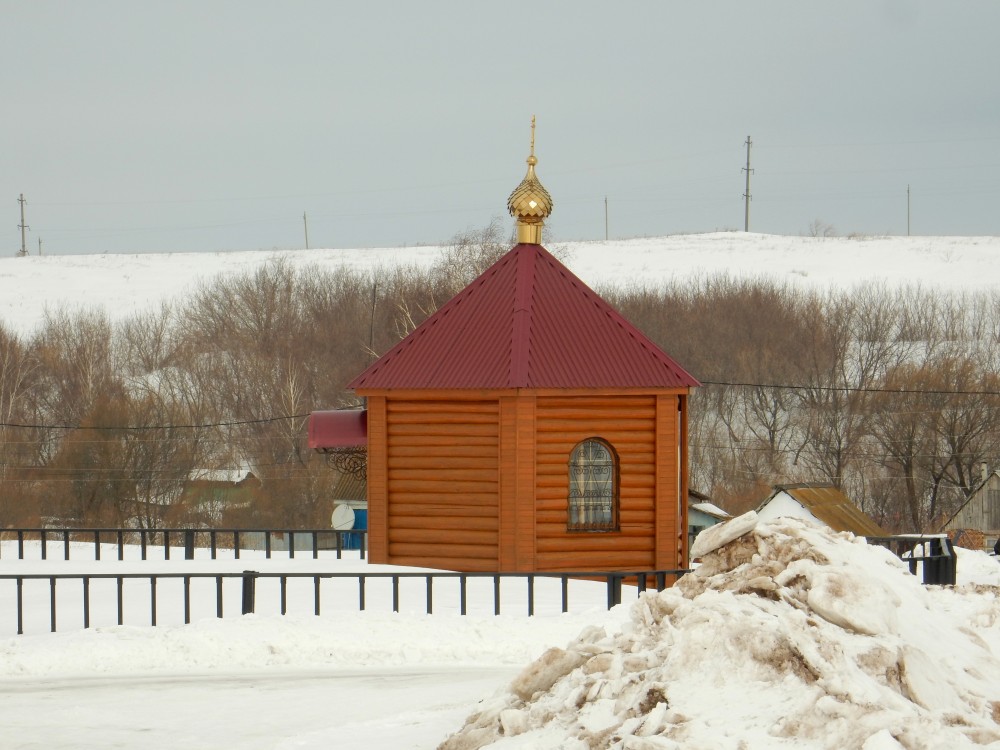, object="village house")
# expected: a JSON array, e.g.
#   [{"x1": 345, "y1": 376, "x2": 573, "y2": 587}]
[
  {"x1": 687, "y1": 488, "x2": 731, "y2": 549},
  {"x1": 941, "y1": 465, "x2": 1000, "y2": 551},
  {"x1": 755, "y1": 483, "x2": 887, "y2": 537}
]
